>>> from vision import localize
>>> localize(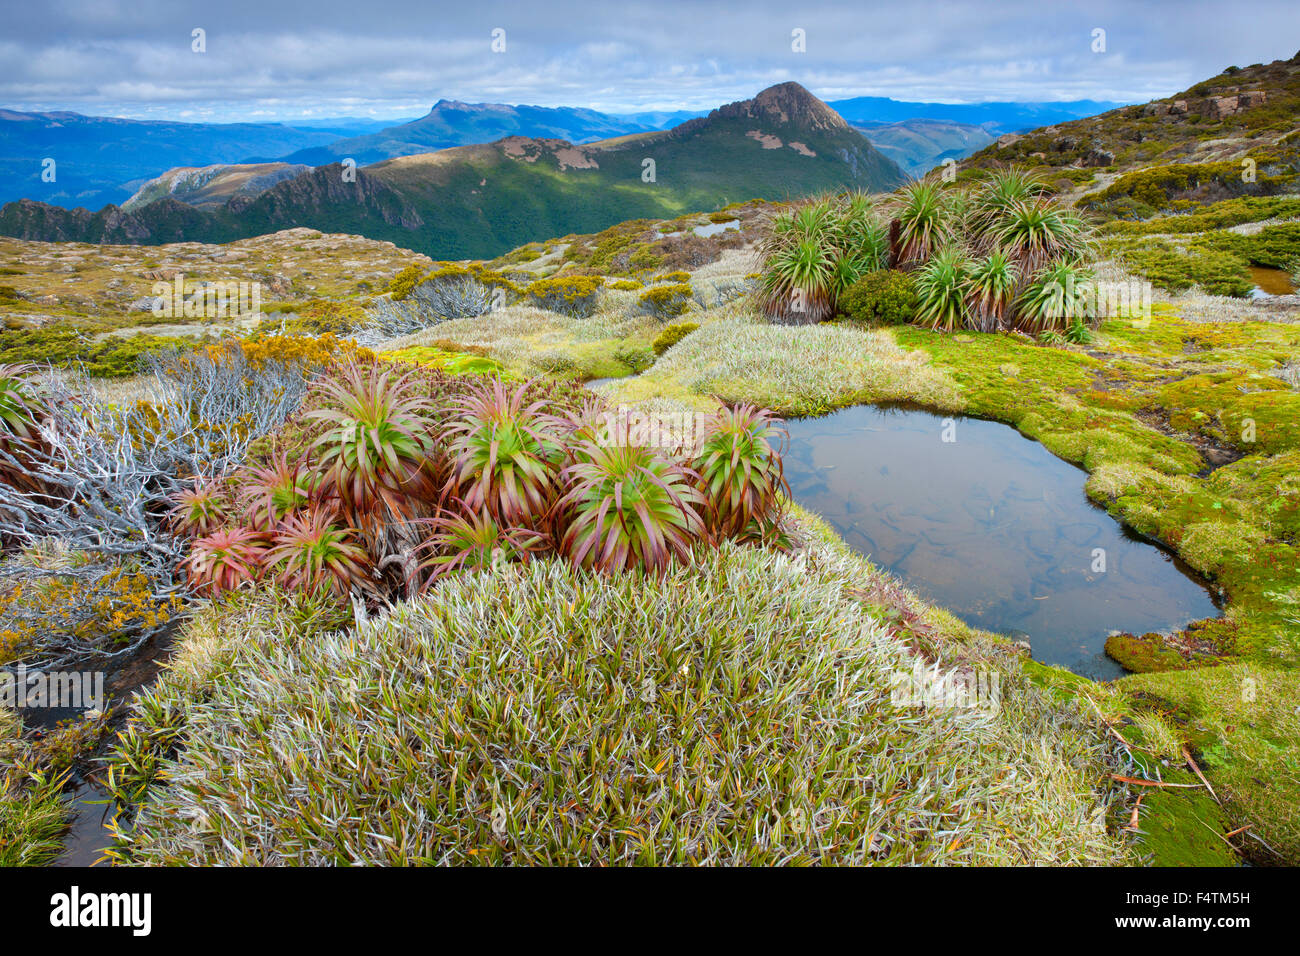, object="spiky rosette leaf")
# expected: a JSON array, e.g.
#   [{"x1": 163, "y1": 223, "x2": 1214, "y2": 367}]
[
  {"x1": 557, "y1": 435, "x2": 706, "y2": 573},
  {"x1": 559, "y1": 398, "x2": 614, "y2": 450},
  {"x1": 185, "y1": 527, "x2": 266, "y2": 595},
  {"x1": 168, "y1": 478, "x2": 232, "y2": 539},
  {"x1": 0, "y1": 364, "x2": 47, "y2": 444},
  {"x1": 758, "y1": 233, "x2": 837, "y2": 323},
  {"x1": 236, "y1": 451, "x2": 317, "y2": 529},
  {"x1": 915, "y1": 246, "x2": 970, "y2": 332},
  {"x1": 1015, "y1": 261, "x2": 1096, "y2": 334},
  {"x1": 891, "y1": 180, "x2": 951, "y2": 265},
  {"x1": 693, "y1": 403, "x2": 789, "y2": 539},
  {"x1": 0, "y1": 363, "x2": 57, "y2": 496},
  {"x1": 445, "y1": 378, "x2": 563, "y2": 524},
  {"x1": 307, "y1": 362, "x2": 440, "y2": 520},
  {"x1": 265, "y1": 507, "x2": 371, "y2": 598},
  {"x1": 968, "y1": 167, "x2": 1051, "y2": 243},
  {"x1": 963, "y1": 250, "x2": 1020, "y2": 332},
  {"x1": 417, "y1": 502, "x2": 547, "y2": 586},
  {"x1": 992, "y1": 198, "x2": 1095, "y2": 273}
]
